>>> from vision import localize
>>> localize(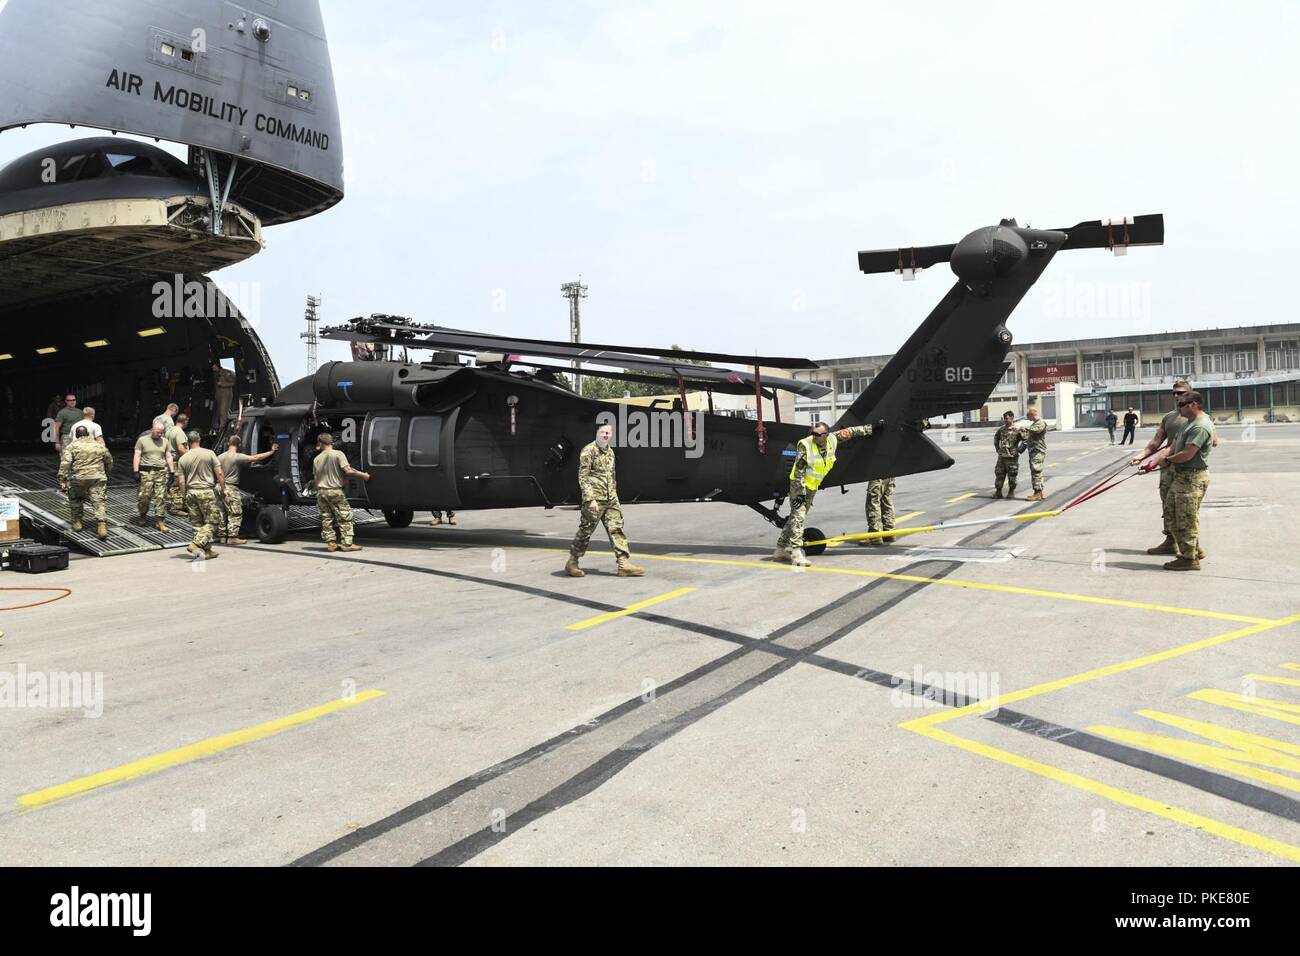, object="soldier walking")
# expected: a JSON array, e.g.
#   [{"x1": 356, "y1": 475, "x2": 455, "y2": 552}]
[
  {"x1": 565, "y1": 422, "x2": 645, "y2": 577},
  {"x1": 859, "y1": 477, "x2": 896, "y2": 546},
  {"x1": 1020, "y1": 407, "x2": 1048, "y2": 501},
  {"x1": 57, "y1": 425, "x2": 114, "y2": 540},
  {"x1": 133, "y1": 419, "x2": 174, "y2": 531},
  {"x1": 313, "y1": 433, "x2": 369, "y2": 552},
  {"x1": 217, "y1": 435, "x2": 277, "y2": 544},
  {"x1": 176, "y1": 431, "x2": 226, "y2": 560},
  {"x1": 992, "y1": 410, "x2": 1025, "y2": 499},
  {"x1": 775, "y1": 420, "x2": 875, "y2": 567},
  {"x1": 53, "y1": 393, "x2": 82, "y2": 454},
  {"x1": 1159, "y1": 391, "x2": 1215, "y2": 571}
]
